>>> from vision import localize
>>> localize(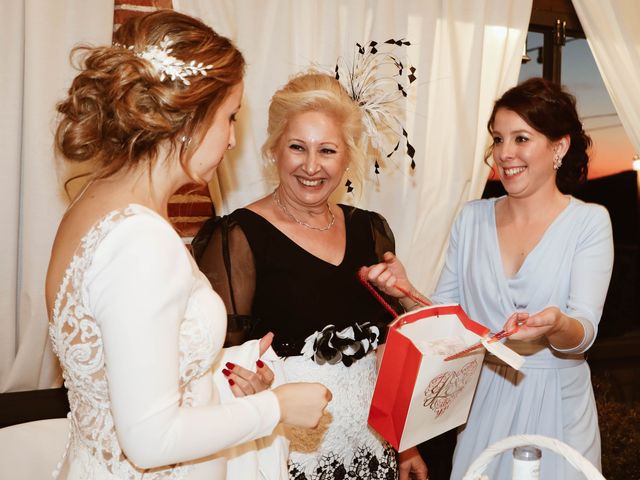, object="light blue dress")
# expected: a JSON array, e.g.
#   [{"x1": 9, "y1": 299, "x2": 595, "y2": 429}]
[{"x1": 430, "y1": 197, "x2": 614, "y2": 480}]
